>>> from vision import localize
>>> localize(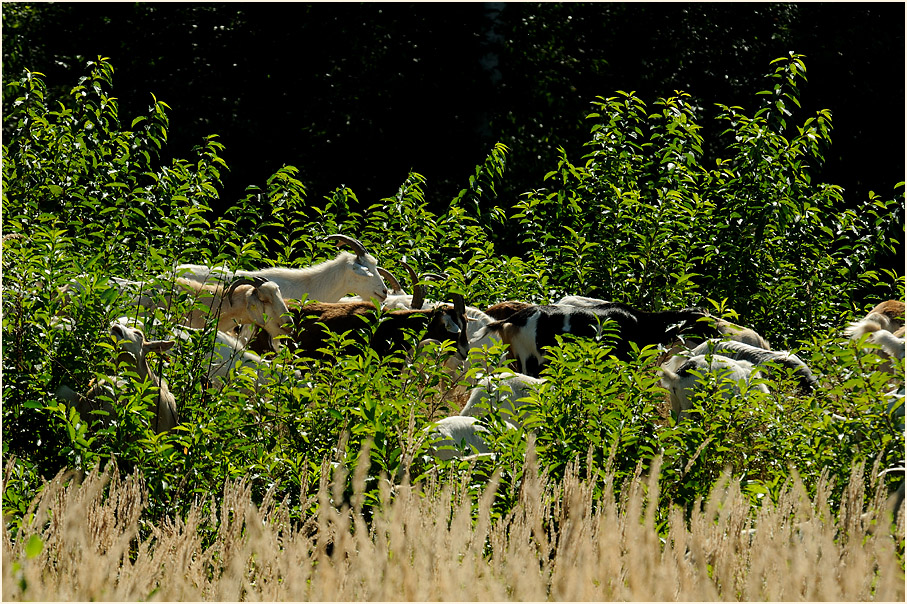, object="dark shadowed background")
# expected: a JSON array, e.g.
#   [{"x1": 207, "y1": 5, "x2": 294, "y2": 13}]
[{"x1": 3, "y1": 3, "x2": 904, "y2": 216}]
